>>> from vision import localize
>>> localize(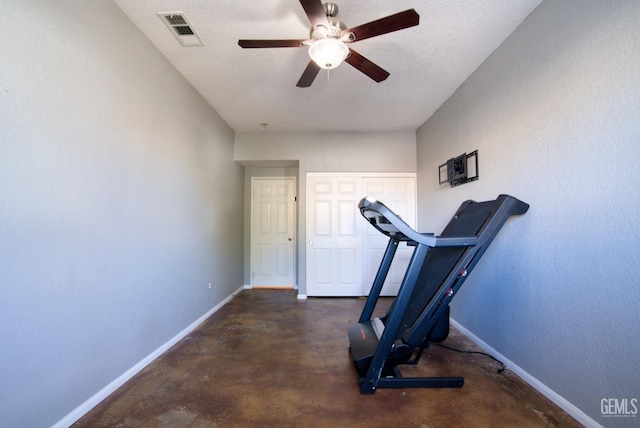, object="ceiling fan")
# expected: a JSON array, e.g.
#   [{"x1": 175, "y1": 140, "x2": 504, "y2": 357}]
[{"x1": 238, "y1": 1, "x2": 419, "y2": 87}]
